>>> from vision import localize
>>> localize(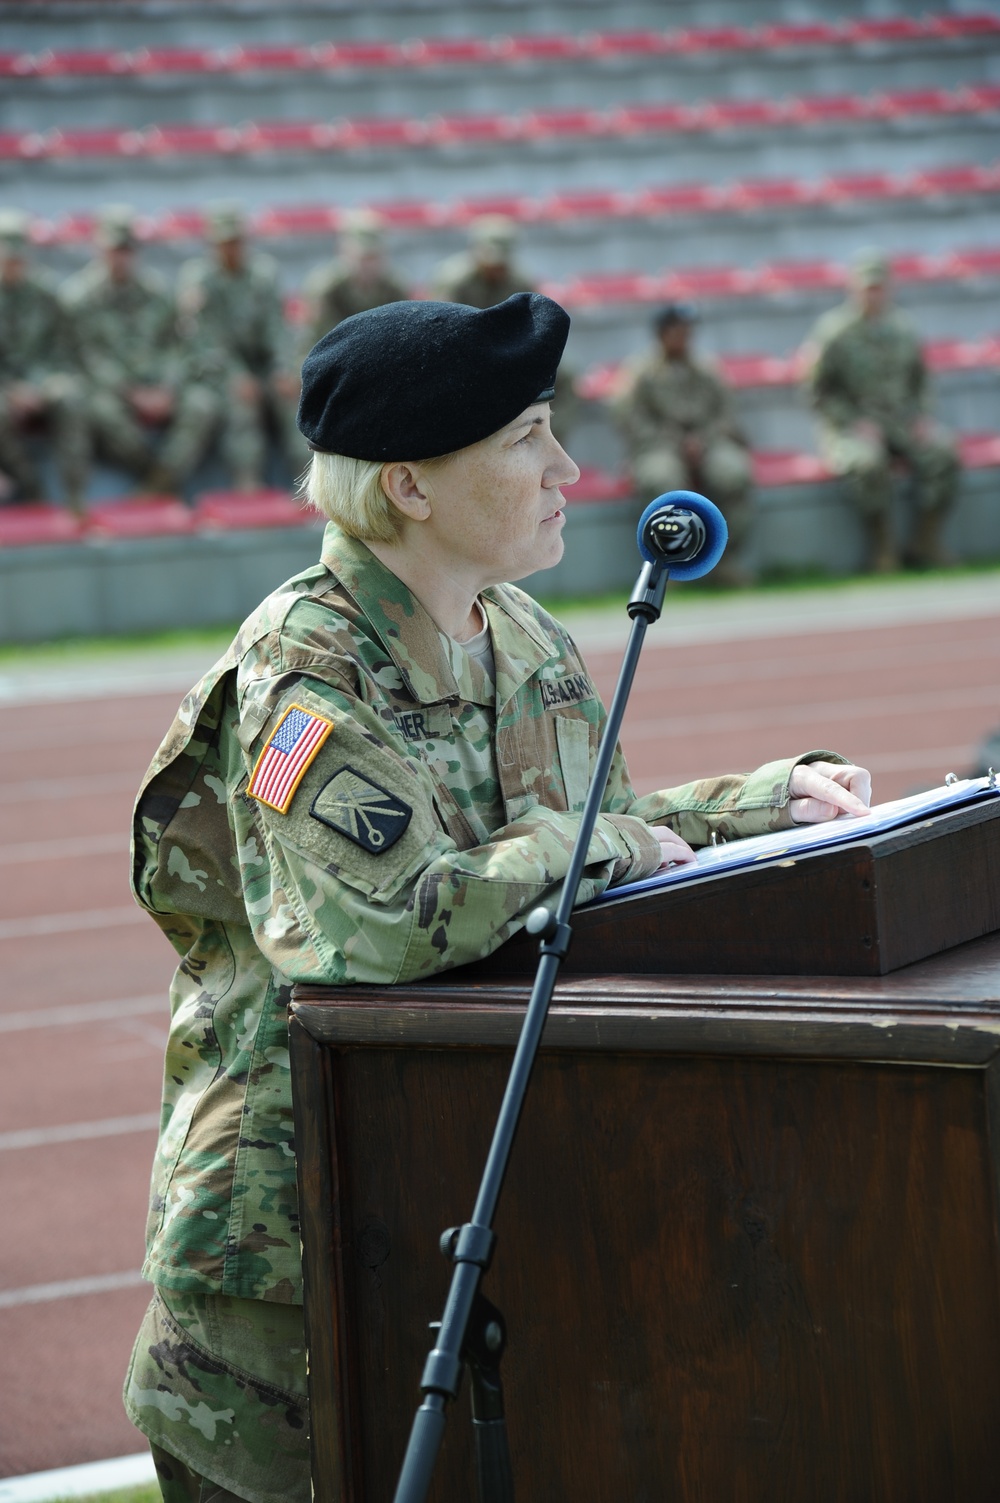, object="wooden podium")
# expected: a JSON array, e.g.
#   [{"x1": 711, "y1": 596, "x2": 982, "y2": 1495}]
[{"x1": 289, "y1": 801, "x2": 1000, "y2": 1501}]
